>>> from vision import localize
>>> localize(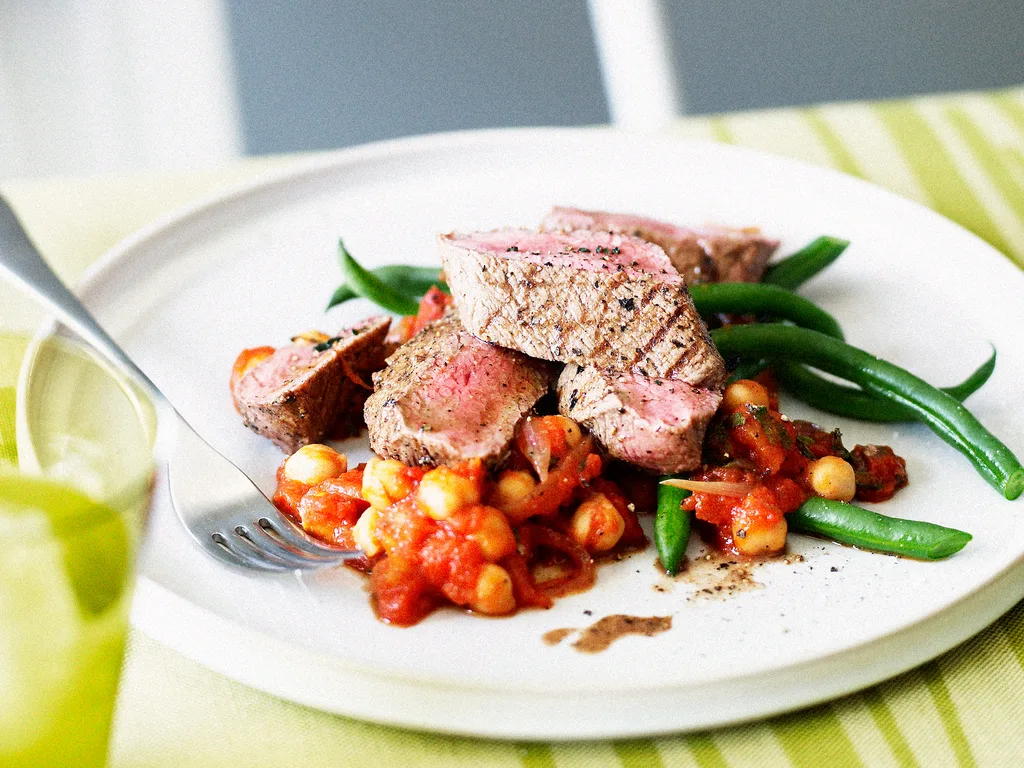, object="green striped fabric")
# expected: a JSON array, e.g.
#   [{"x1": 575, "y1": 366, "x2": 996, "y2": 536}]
[
  {"x1": 0, "y1": 333, "x2": 27, "y2": 467},
  {"x1": 656, "y1": 85, "x2": 1024, "y2": 766},
  {"x1": 114, "y1": 86, "x2": 1024, "y2": 768},
  {"x1": 670, "y1": 87, "x2": 1024, "y2": 272},
  {"x1": 0, "y1": 387, "x2": 16, "y2": 466},
  {"x1": 4, "y1": 86, "x2": 1023, "y2": 768}
]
